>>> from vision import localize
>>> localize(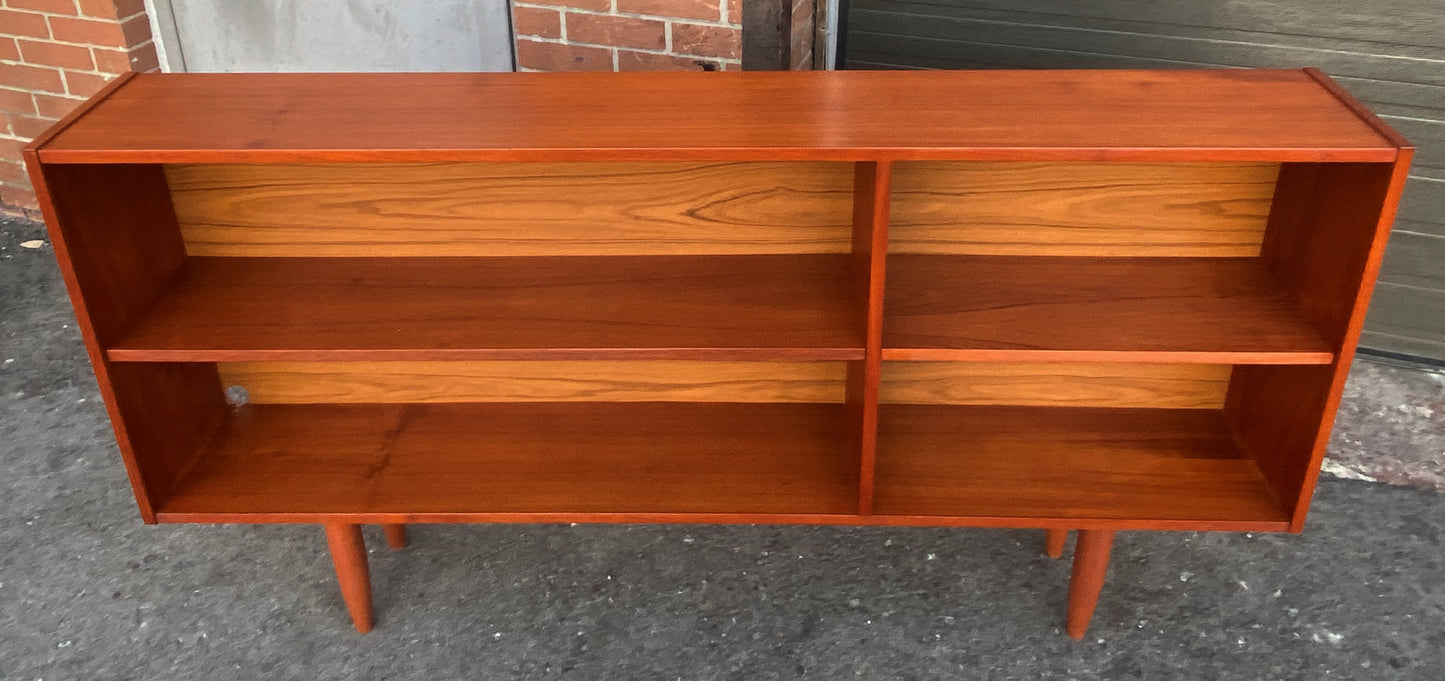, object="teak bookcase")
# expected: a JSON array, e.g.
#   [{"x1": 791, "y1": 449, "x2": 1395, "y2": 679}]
[{"x1": 25, "y1": 69, "x2": 1411, "y2": 638}]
